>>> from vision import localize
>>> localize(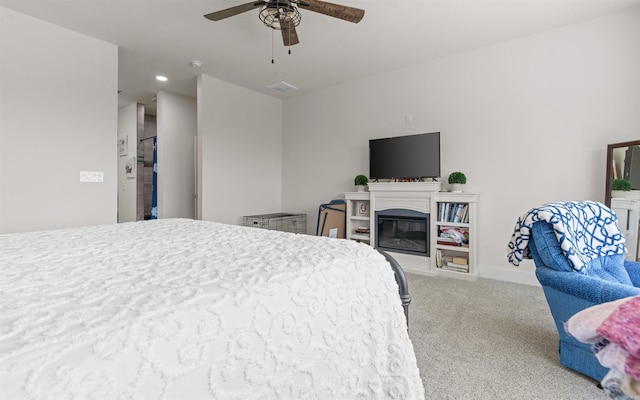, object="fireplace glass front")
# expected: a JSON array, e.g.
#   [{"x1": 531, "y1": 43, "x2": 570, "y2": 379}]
[{"x1": 376, "y1": 209, "x2": 429, "y2": 256}]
